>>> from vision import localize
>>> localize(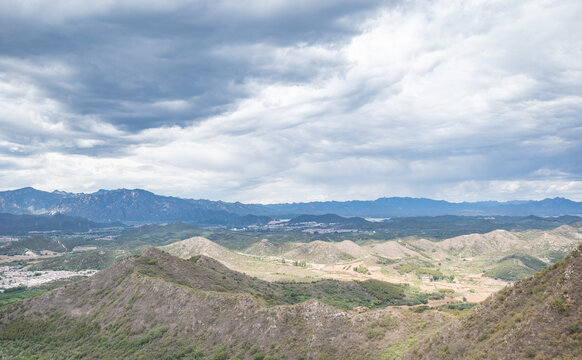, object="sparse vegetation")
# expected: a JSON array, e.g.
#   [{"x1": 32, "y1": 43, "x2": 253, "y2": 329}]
[
  {"x1": 405, "y1": 244, "x2": 582, "y2": 359},
  {"x1": 375, "y1": 256, "x2": 400, "y2": 265}
]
